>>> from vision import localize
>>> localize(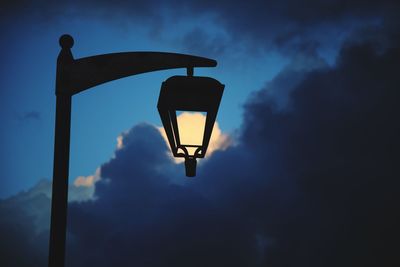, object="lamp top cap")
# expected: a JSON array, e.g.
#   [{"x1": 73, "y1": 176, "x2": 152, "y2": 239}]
[{"x1": 59, "y1": 34, "x2": 74, "y2": 49}]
